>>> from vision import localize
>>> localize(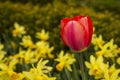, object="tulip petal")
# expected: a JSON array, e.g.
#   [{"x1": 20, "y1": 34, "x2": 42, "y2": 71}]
[
  {"x1": 78, "y1": 16, "x2": 93, "y2": 47},
  {"x1": 61, "y1": 18, "x2": 71, "y2": 45},
  {"x1": 60, "y1": 18, "x2": 71, "y2": 28},
  {"x1": 63, "y1": 21, "x2": 85, "y2": 51},
  {"x1": 73, "y1": 16, "x2": 83, "y2": 21},
  {"x1": 73, "y1": 16, "x2": 89, "y2": 47},
  {"x1": 61, "y1": 29, "x2": 68, "y2": 45},
  {"x1": 86, "y1": 16, "x2": 93, "y2": 46}
]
